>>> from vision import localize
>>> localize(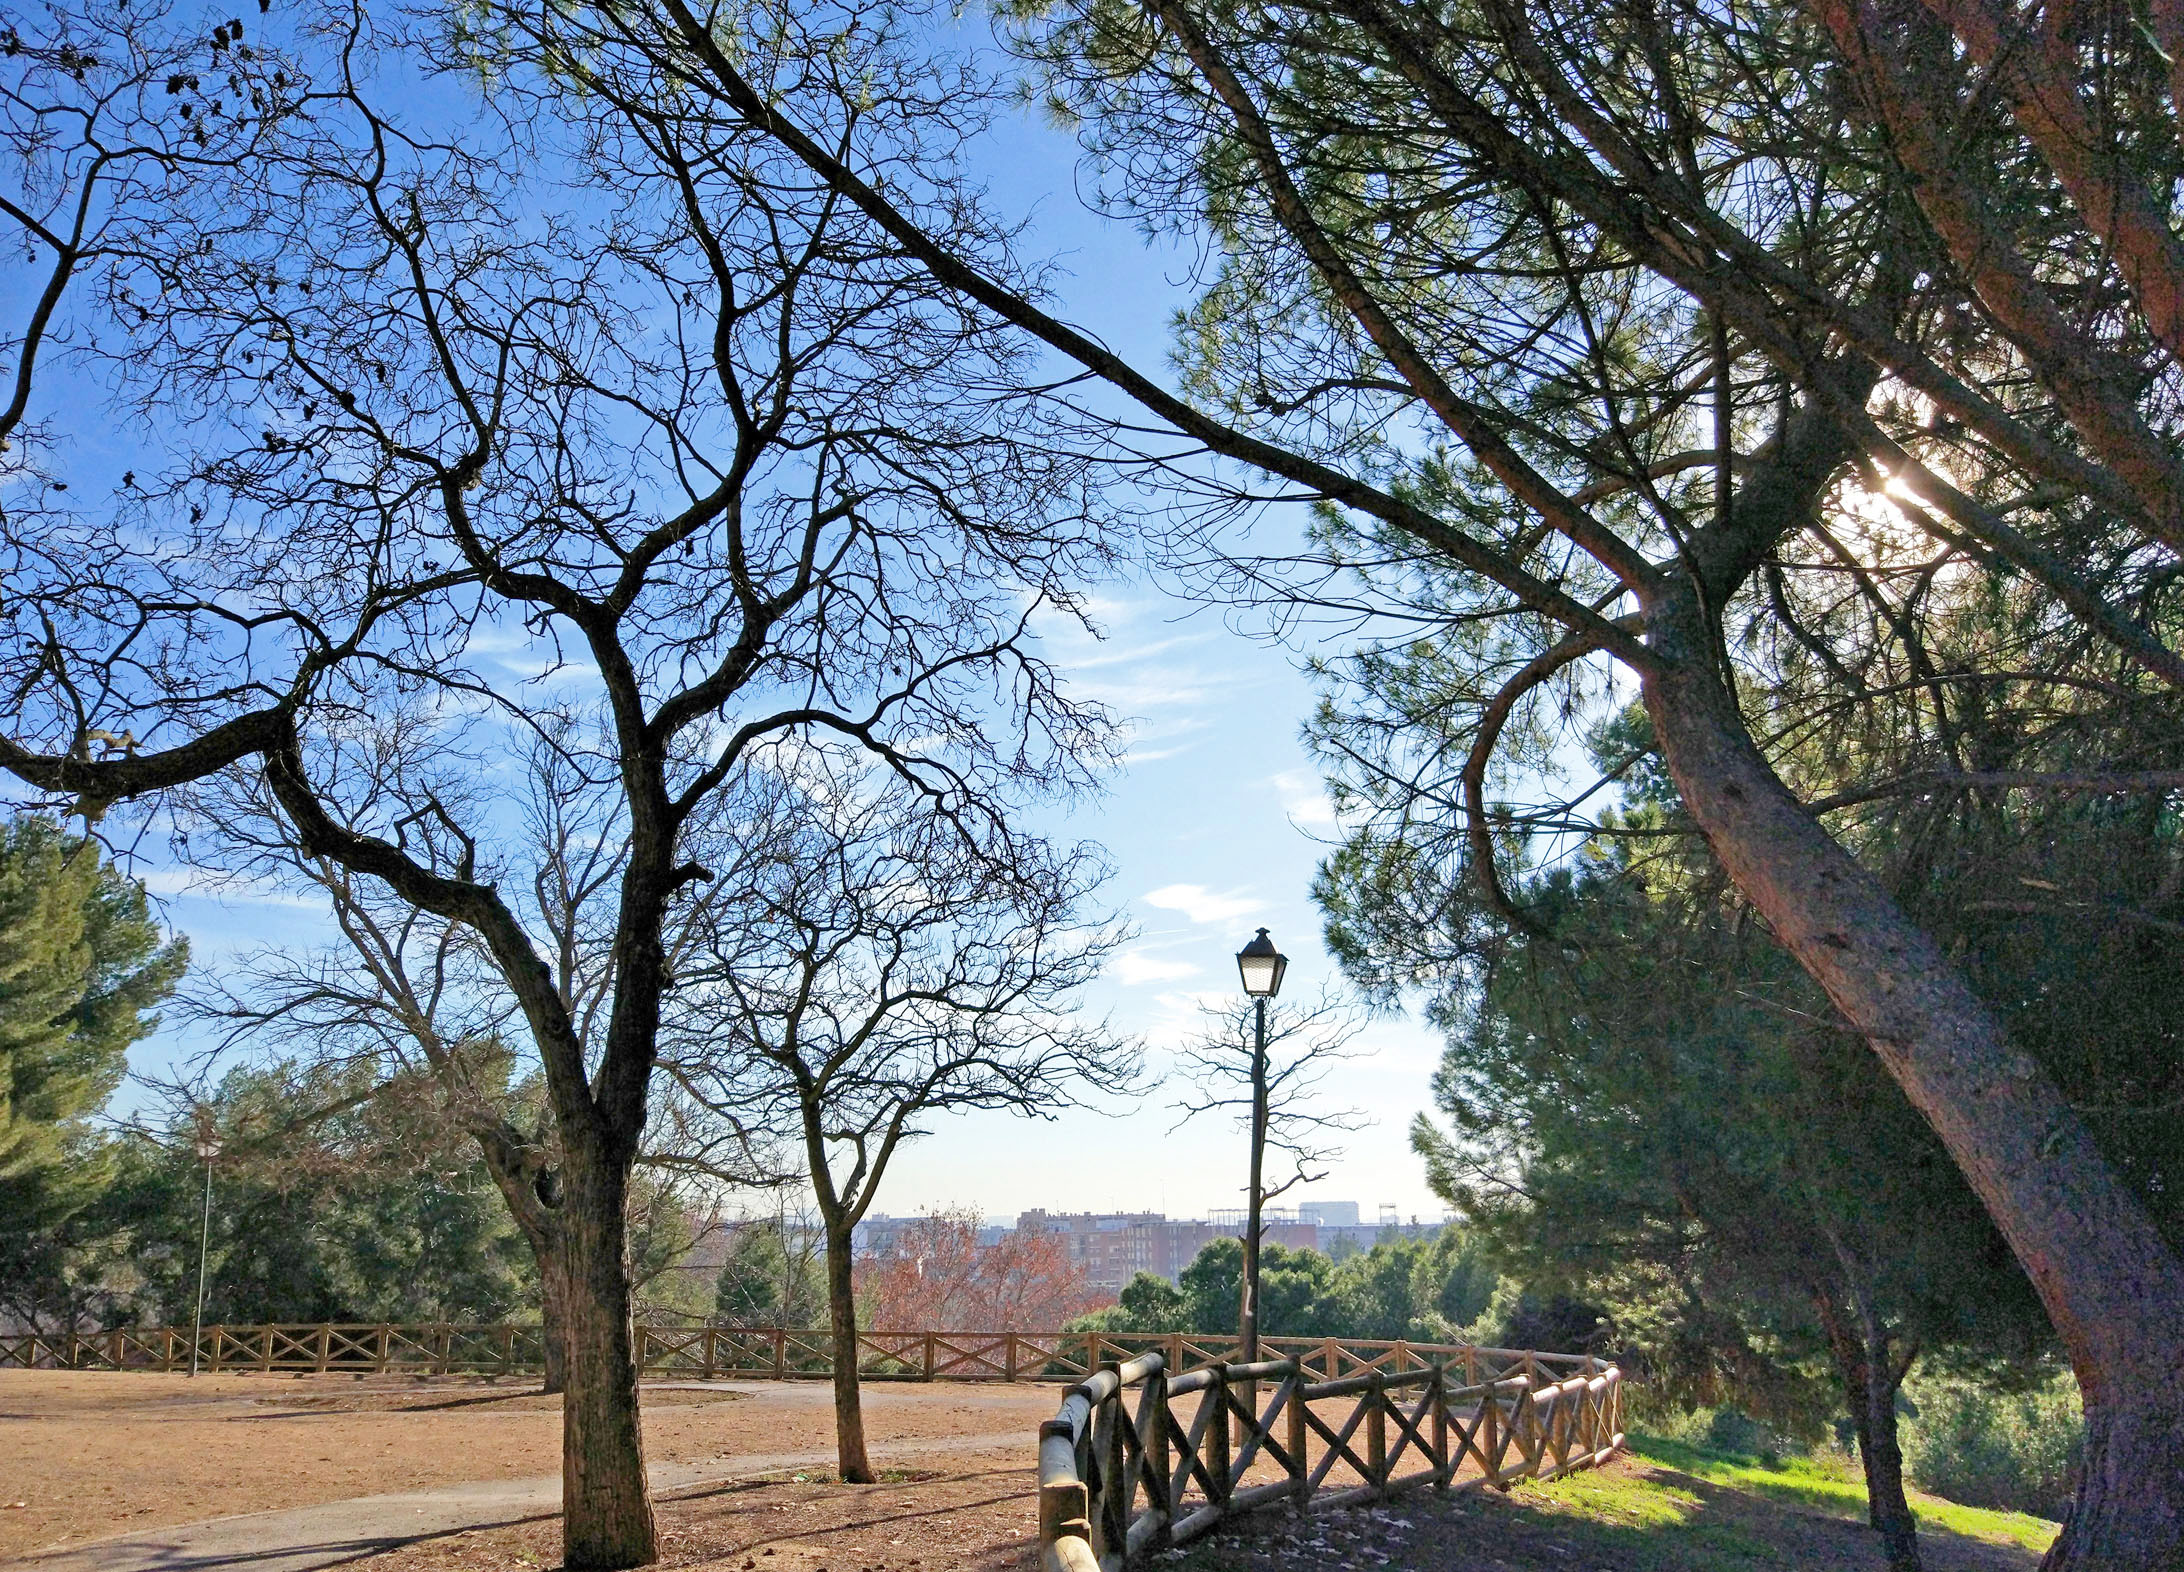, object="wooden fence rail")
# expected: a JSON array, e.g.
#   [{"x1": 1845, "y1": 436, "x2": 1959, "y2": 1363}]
[
  {"x1": 0, "y1": 1323, "x2": 1604, "y2": 1387},
  {"x1": 1037, "y1": 1348, "x2": 1625, "y2": 1571}
]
